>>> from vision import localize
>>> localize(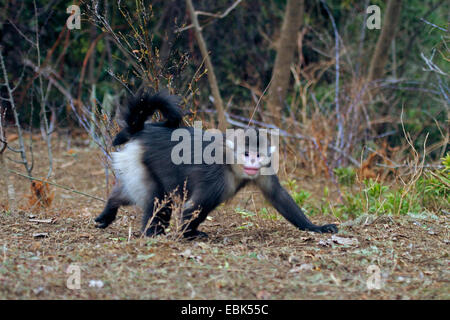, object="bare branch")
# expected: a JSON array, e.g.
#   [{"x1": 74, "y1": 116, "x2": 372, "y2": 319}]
[
  {"x1": 33, "y1": 0, "x2": 53, "y2": 179},
  {"x1": 0, "y1": 46, "x2": 32, "y2": 177},
  {"x1": 320, "y1": 0, "x2": 343, "y2": 162},
  {"x1": 196, "y1": 0, "x2": 242, "y2": 18},
  {"x1": 420, "y1": 18, "x2": 447, "y2": 32},
  {"x1": 175, "y1": 0, "x2": 243, "y2": 32},
  {"x1": 6, "y1": 19, "x2": 36, "y2": 47},
  {"x1": 186, "y1": 0, "x2": 227, "y2": 132}
]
